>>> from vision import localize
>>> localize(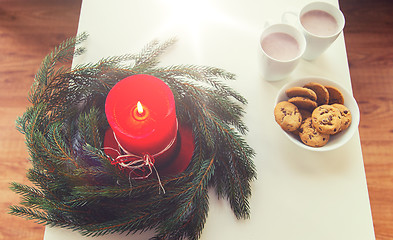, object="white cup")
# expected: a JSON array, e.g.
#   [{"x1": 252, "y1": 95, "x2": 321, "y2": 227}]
[
  {"x1": 283, "y1": 2, "x2": 345, "y2": 61},
  {"x1": 259, "y1": 23, "x2": 306, "y2": 81}
]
